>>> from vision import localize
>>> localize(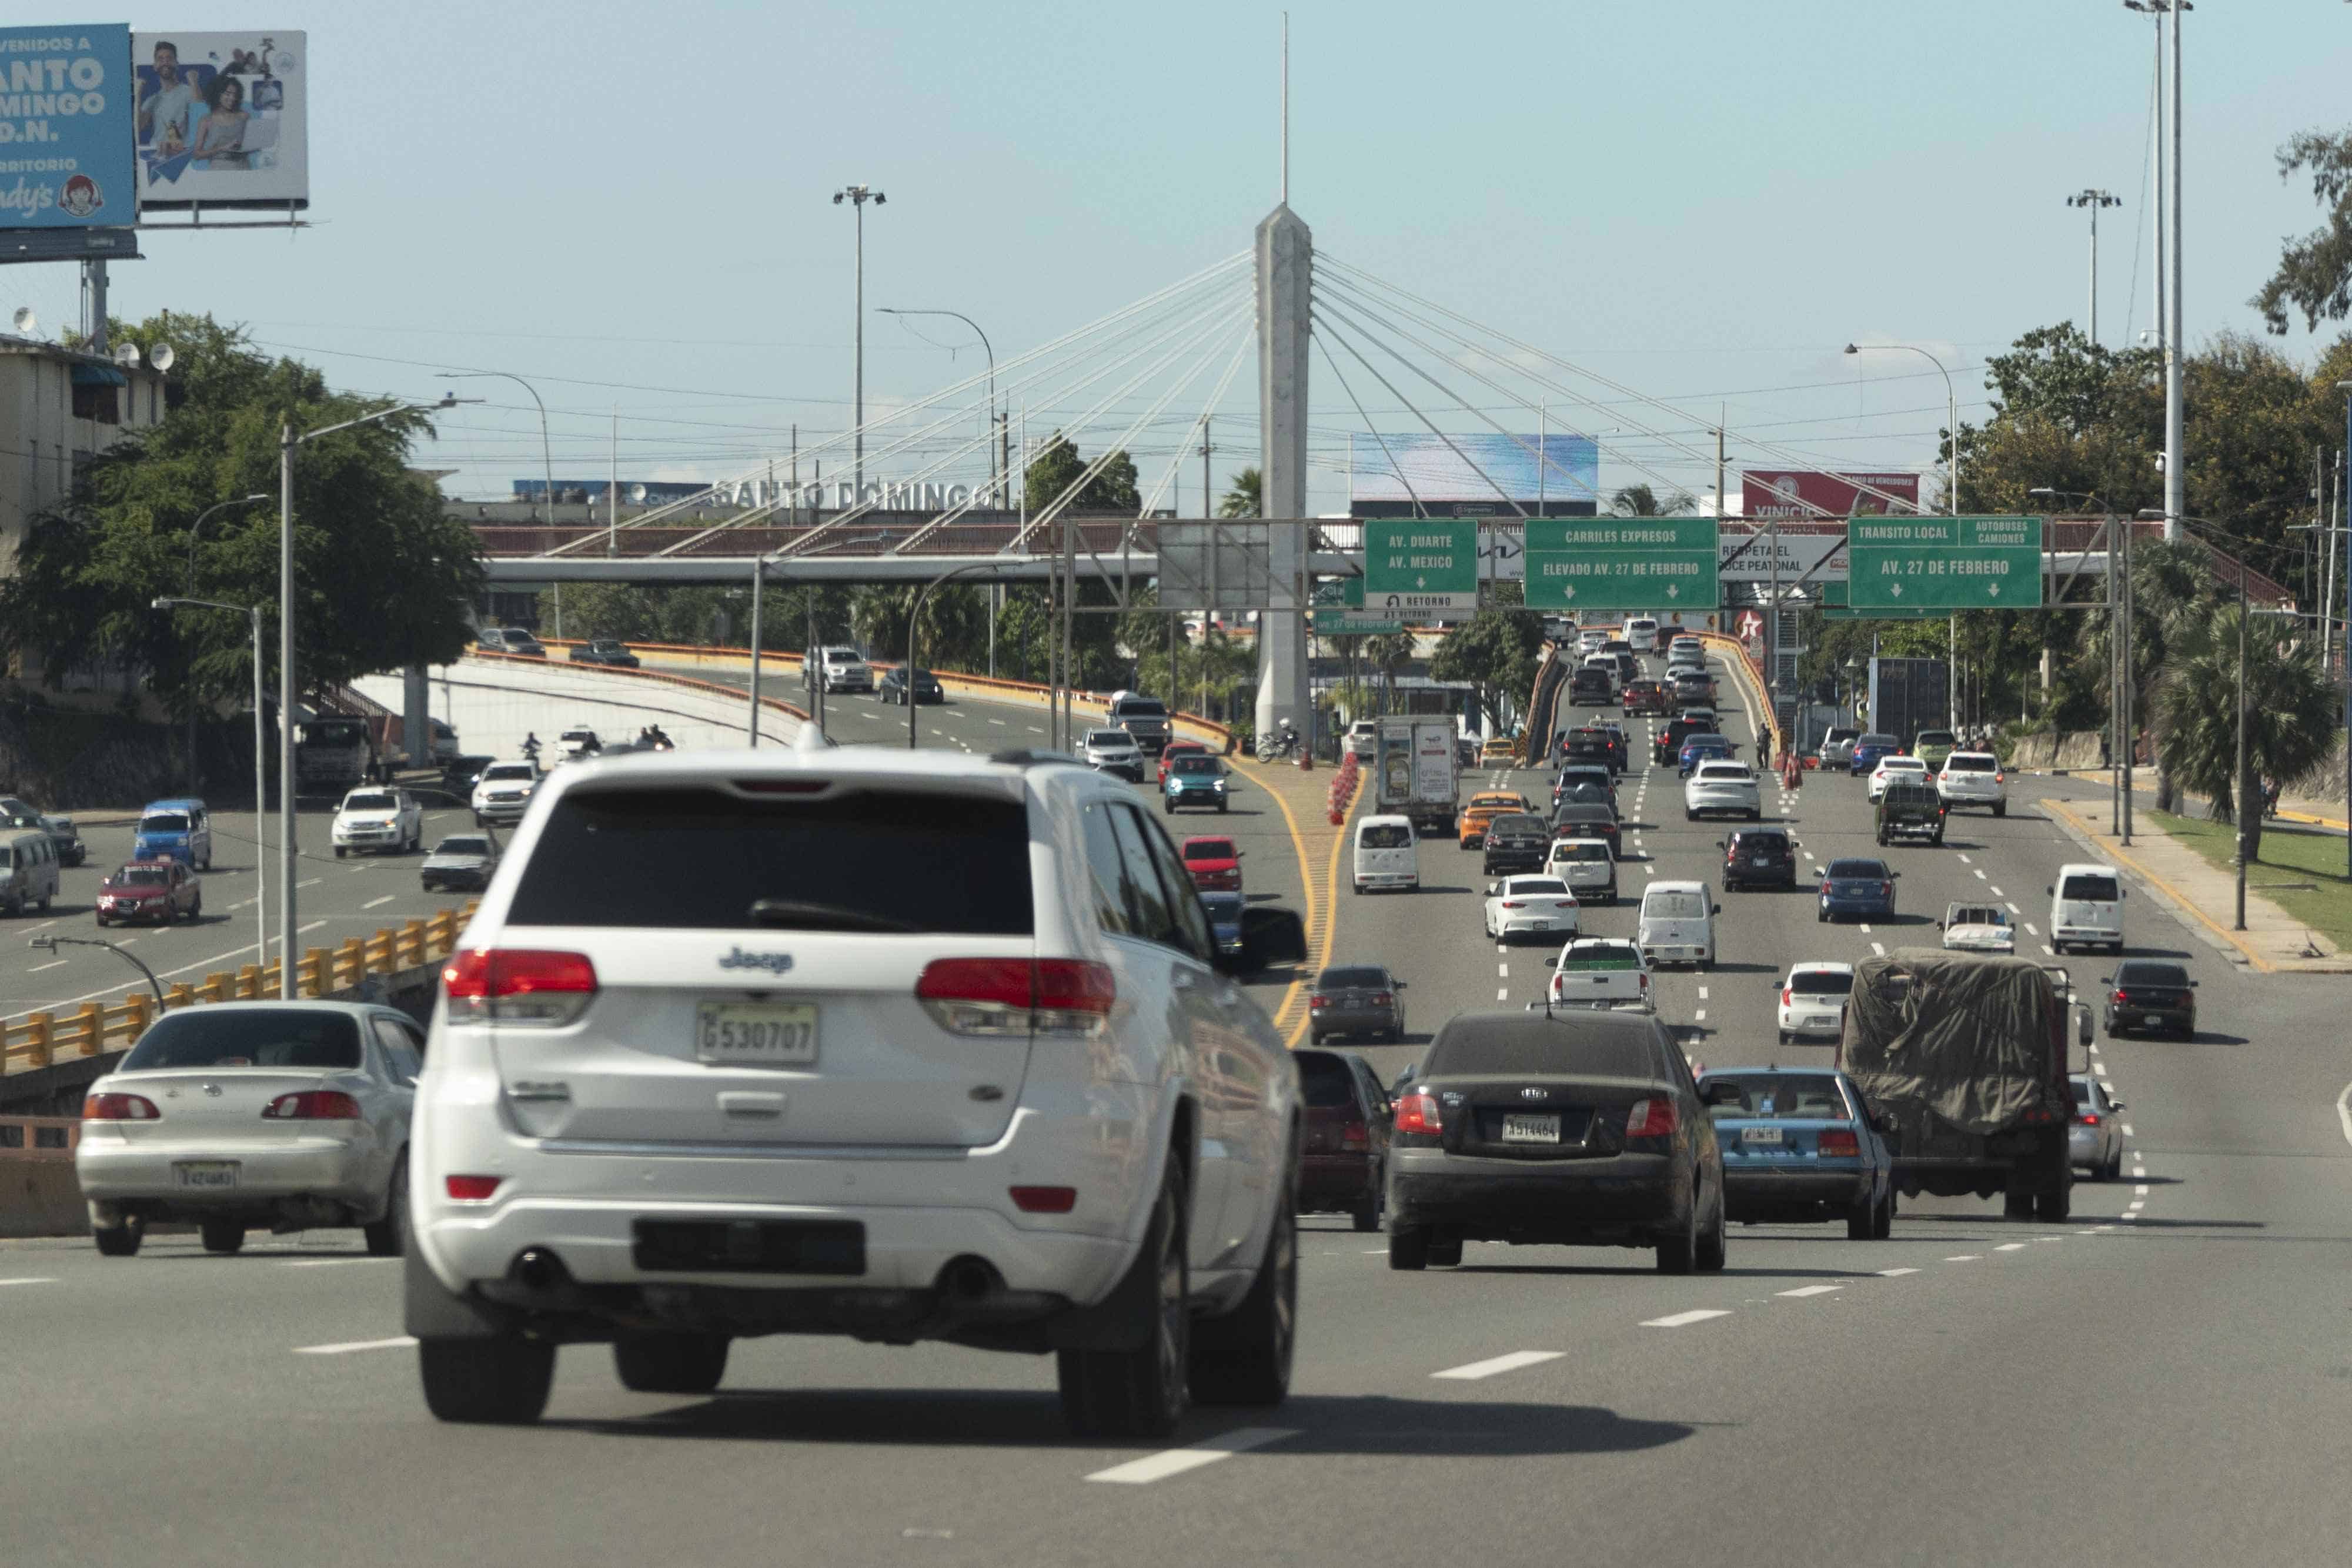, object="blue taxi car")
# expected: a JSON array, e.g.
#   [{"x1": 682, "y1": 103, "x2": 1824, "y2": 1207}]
[
  {"x1": 1697, "y1": 1066, "x2": 1894, "y2": 1239},
  {"x1": 131, "y1": 798, "x2": 213, "y2": 871},
  {"x1": 1847, "y1": 733, "x2": 1901, "y2": 776},
  {"x1": 1162, "y1": 753, "x2": 1231, "y2": 814}
]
